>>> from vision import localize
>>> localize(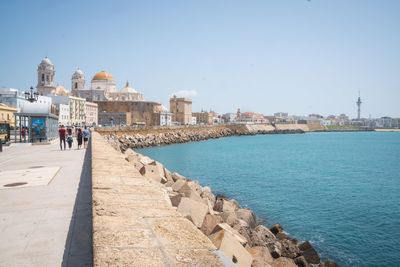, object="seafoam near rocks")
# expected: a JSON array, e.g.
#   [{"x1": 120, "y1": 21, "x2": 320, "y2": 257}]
[{"x1": 107, "y1": 142, "x2": 339, "y2": 267}]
